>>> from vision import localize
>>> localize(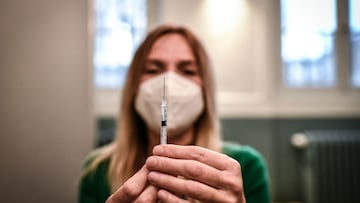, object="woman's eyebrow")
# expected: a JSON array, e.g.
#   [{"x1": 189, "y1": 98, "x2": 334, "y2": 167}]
[
  {"x1": 146, "y1": 59, "x2": 166, "y2": 69},
  {"x1": 177, "y1": 60, "x2": 196, "y2": 68}
]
